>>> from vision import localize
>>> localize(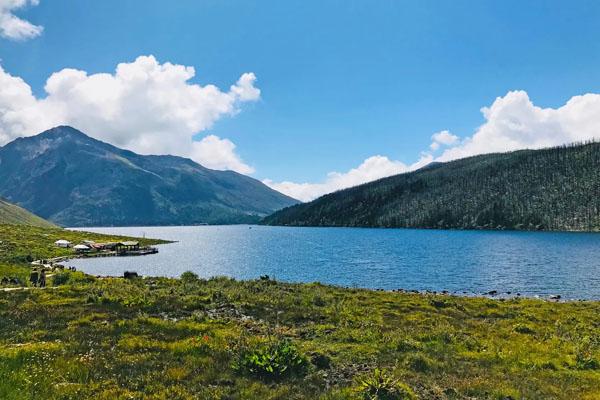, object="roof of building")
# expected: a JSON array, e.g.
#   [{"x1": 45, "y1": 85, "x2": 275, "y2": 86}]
[
  {"x1": 54, "y1": 239, "x2": 71, "y2": 244},
  {"x1": 73, "y1": 244, "x2": 90, "y2": 250},
  {"x1": 120, "y1": 241, "x2": 139, "y2": 246}
]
